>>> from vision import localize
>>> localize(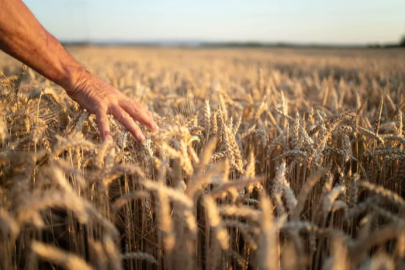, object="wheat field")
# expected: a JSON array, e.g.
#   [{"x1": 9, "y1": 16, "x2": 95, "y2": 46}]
[{"x1": 0, "y1": 47, "x2": 405, "y2": 270}]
